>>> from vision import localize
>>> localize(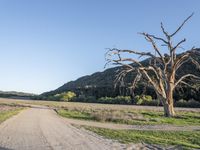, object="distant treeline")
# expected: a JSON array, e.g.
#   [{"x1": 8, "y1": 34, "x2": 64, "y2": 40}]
[
  {"x1": 40, "y1": 84, "x2": 200, "y2": 102},
  {"x1": 0, "y1": 91, "x2": 35, "y2": 99},
  {"x1": 32, "y1": 90, "x2": 200, "y2": 108}
]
